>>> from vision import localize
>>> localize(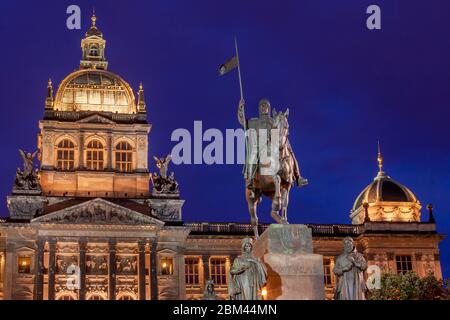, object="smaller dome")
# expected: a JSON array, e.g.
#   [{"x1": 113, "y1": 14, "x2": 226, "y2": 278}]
[
  {"x1": 349, "y1": 145, "x2": 422, "y2": 224},
  {"x1": 352, "y1": 174, "x2": 417, "y2": 212}
]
